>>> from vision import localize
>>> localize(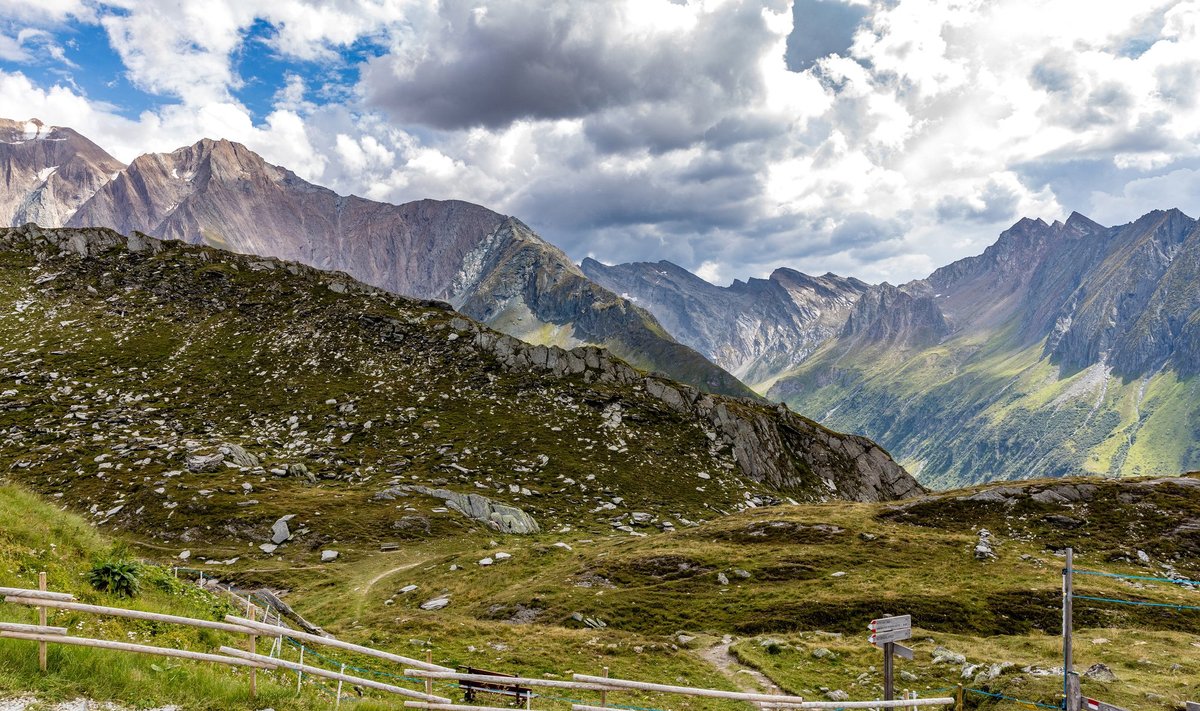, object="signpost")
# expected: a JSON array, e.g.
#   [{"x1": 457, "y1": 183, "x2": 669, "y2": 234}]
[{"x1": 868, "y1": 615, "x2": 912, "y2": 701}]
